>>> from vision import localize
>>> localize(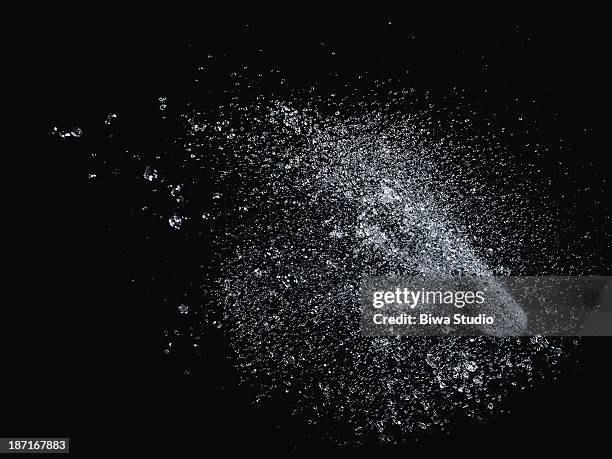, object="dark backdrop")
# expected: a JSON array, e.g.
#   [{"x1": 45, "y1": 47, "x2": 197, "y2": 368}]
[{"x1": 13, "y1": 10, "x2": 611, "y2": 455}]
